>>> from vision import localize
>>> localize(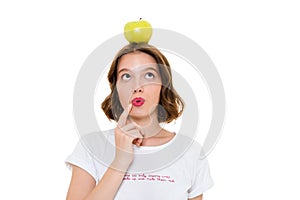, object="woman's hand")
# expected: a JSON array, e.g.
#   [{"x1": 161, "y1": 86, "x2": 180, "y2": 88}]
[{"x1": 112, "y1": 103, "x2": 143, "y2": 171}]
